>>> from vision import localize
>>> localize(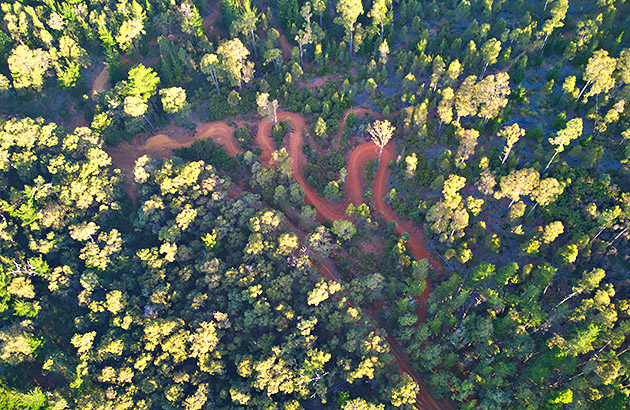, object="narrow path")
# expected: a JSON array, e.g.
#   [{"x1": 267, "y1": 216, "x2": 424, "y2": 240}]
[{"x1": 108, "y1": 107, "x2": 451, "y2": 410}]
